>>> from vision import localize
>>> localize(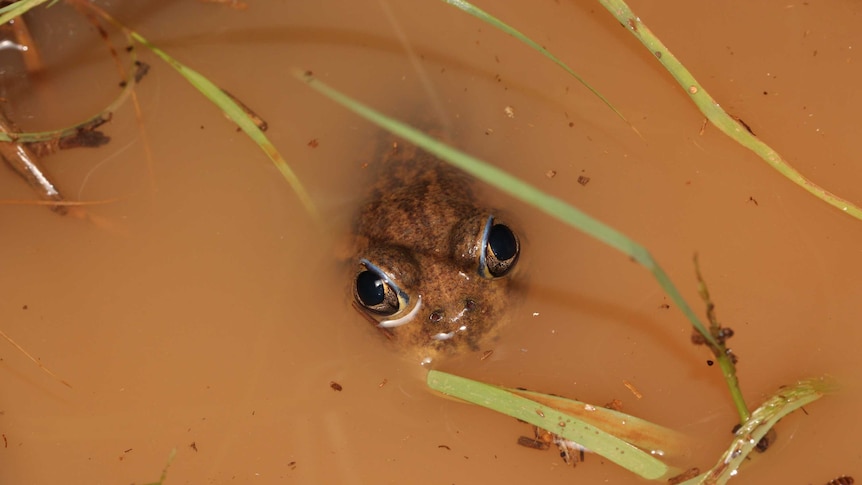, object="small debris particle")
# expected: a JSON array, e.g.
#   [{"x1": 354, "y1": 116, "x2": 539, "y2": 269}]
[
  {"x1": 748, "y1": 196, "x2": 759, "y2": 206},
  {"x1": 133, "y1": 61, "x2": 151, "y2": 83},
  {"x1": 480, "y1": 349, "x2": 494, "y2": 361},
  {"x1": 190, "y1": 442, "x2": 198, "y2": 452},
  {"x1": 22, "y1": 305, "x2": 27, "y2": 310},
  {"x1": 659, "y1": 303, "x2": 670, "y2": 309},
  {"x1": 124, "y1": 448, "x2": 133, "y2": 453},
  {"x1": 535, "y1": 409, "x2": 545, "y2": 418},
  {"x1": 654, "y1": 50, "x2": 662, "y2": 59},
  {"x1": 568, "y1": 121, "x2": 574, "y2": 127},
  {"x1": 577, "y1": 175, "x2": 590, "y2": 186},
  {"x1": 495, "y1": 55, "x2": 500, "y2": 63},
  {"x1": 622, "y1": 380, "x2": 643, "y2": 399},
  {"x1": 733, "y1": 116, "x2": 756, "y2": 135},
  {"x1": 288, "y1": 461, "x2": 297, "y2": 470},
  {"x1": 755, "y1": 428, "x2": 777, "y2": 453},
  {"x1": 330, "y1": 381, "x2": 343, "y2": 391},
  {"x1": 307, "y1": 138, "x2": 319, "y2": 148},
  {"x1": 503, "y1": 106, "x2": 515, "y2": 118},
  {"x1": 689, "y1": 85, "x2": 699, "y2": 94},
  {"x1": 604, "y1": 399, "x2": 624, "y2": 411},
  {"x1": 668, "y1": 467, "x2": 701, "y2": 485},
  {"x1": 763, "y1": 91, "x2": 769, "y2": 95},
  {"x1": 437, "y1": 444, "x2": 451, "y2": 450},
  {"x1": 378, "y1": 378, "x2": 388, "y2": 388},
  {"x1": 724, "y1": 349, "x2": 739, "y2": 365},
  {"x1": 517, "y1": 436, "x2": 549, "y2": 450},
  {"x1": 626, "y1": 18, "x2": 637, "y2": 32},
  {"x1": 484, "y1": 128, "x2": 494, "y2": 135},
  {"x1": 545, "y1": 170, "x2": 557, "y2": 179},
  {"x1": 706, "y1": 360, "x2": 714, "y2": 366},
  {"x1": 2, "y1": 434, "x2": 6, "y2": 448},
  {"x1": 826, "y1": 475, "x2": 854, "y2": 485}
]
